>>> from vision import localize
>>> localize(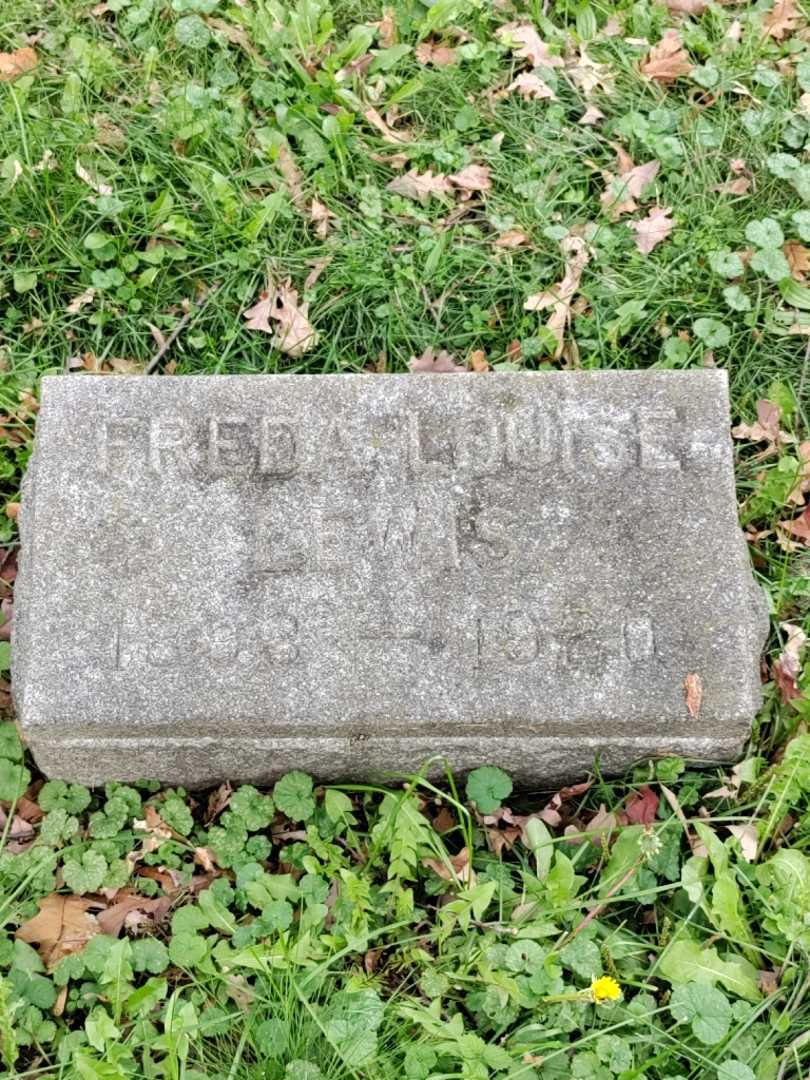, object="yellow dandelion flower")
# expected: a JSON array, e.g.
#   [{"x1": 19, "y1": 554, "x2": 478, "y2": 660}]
[{"x1": 590, "y1": 976, "x2": 622, "y2": 1004}]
